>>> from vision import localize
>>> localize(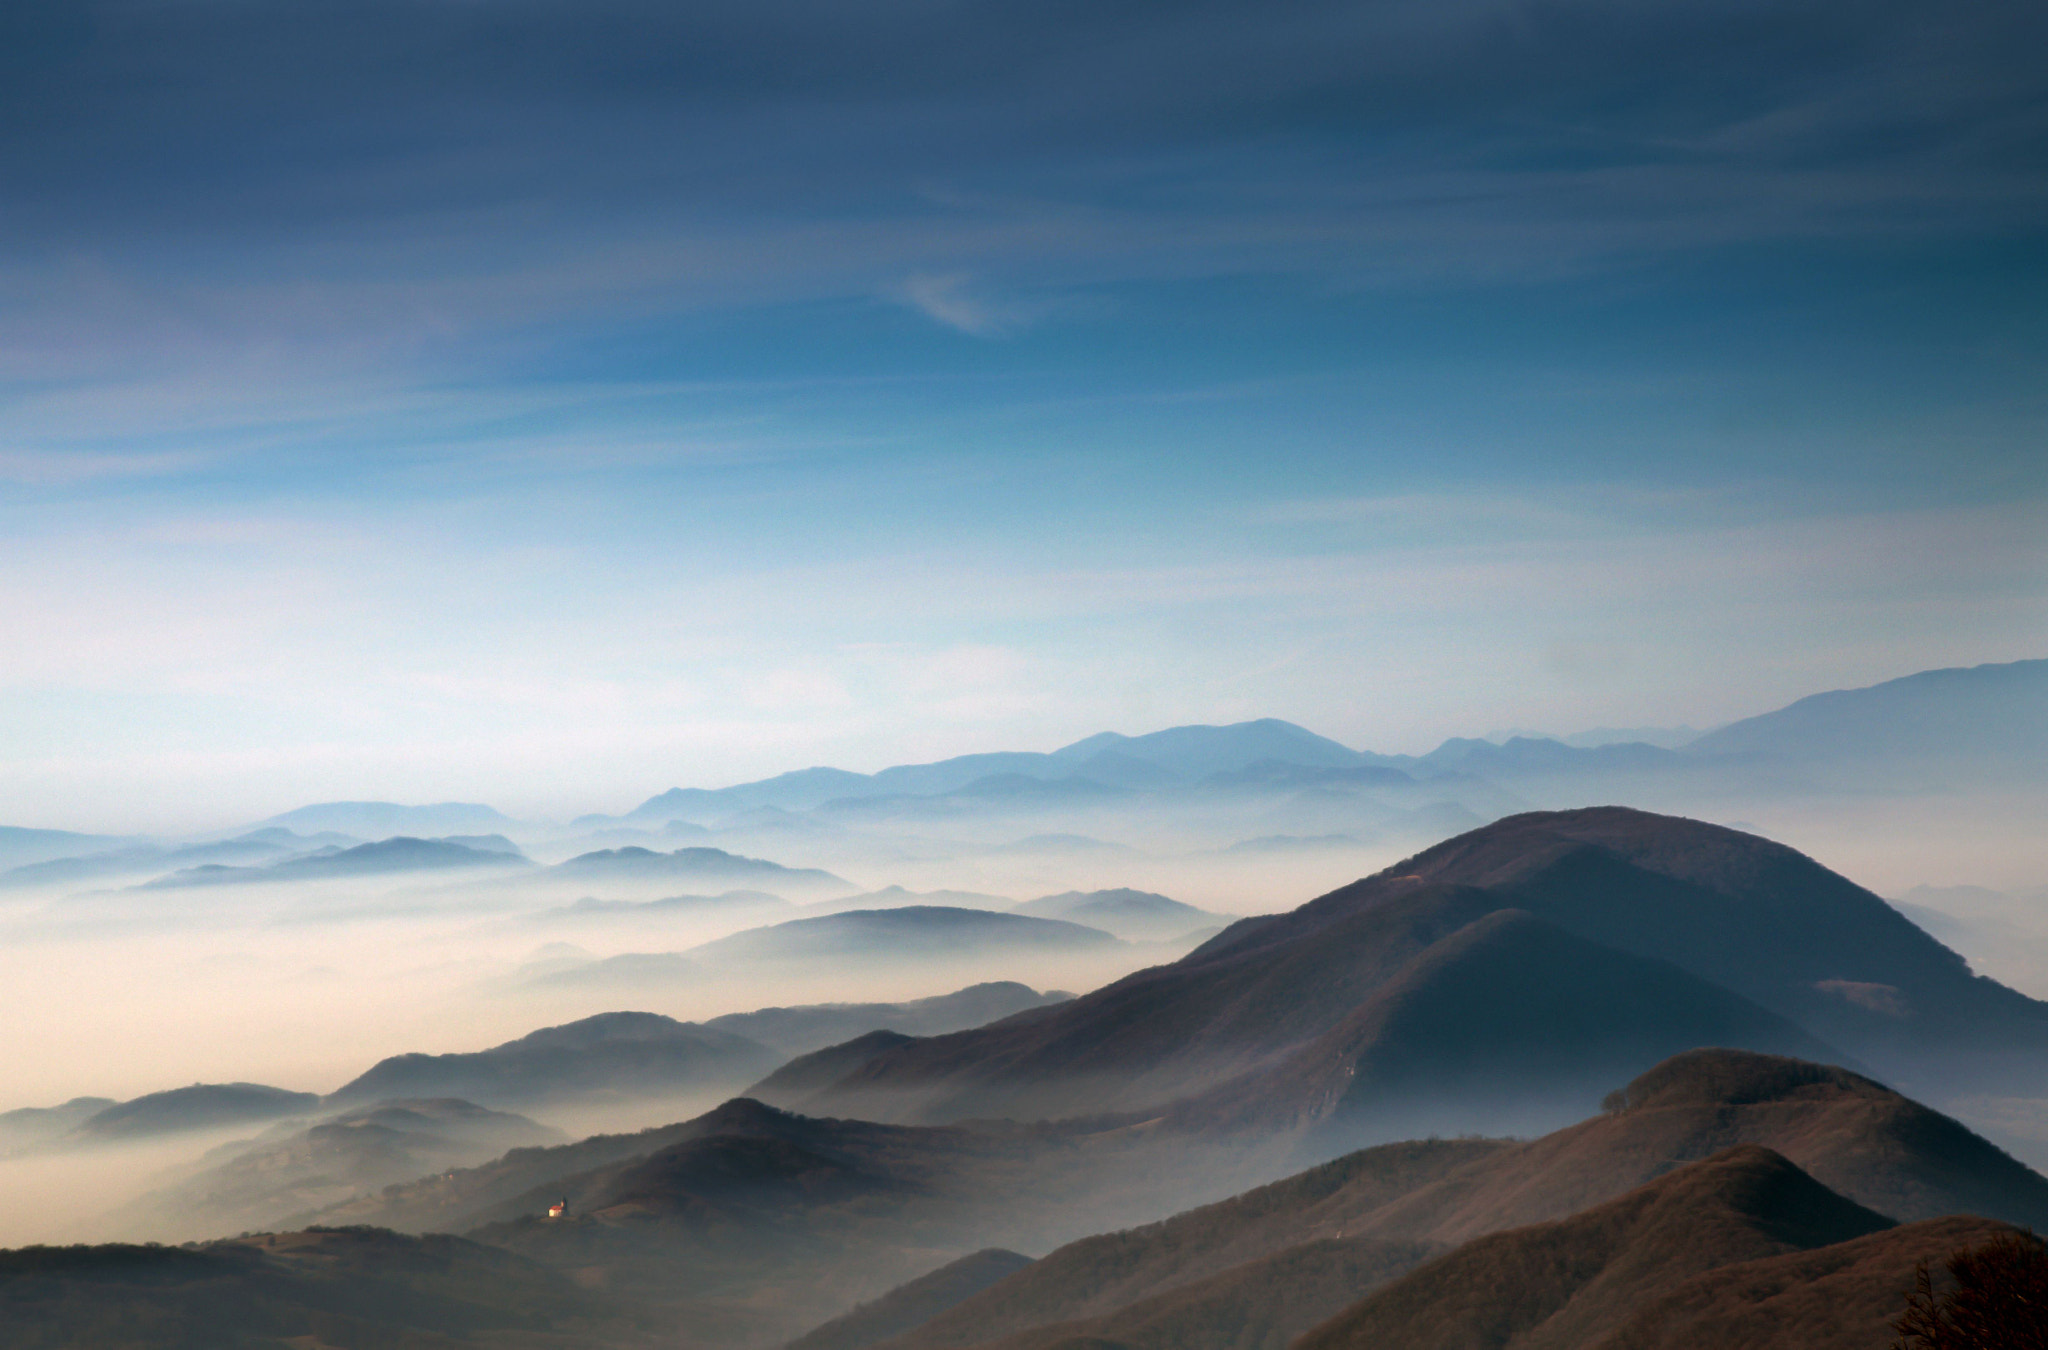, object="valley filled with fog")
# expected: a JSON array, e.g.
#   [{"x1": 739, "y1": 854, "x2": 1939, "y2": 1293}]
[{"x1": 3, "y1": 660, "x2": 2045, "y2": 1263}]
